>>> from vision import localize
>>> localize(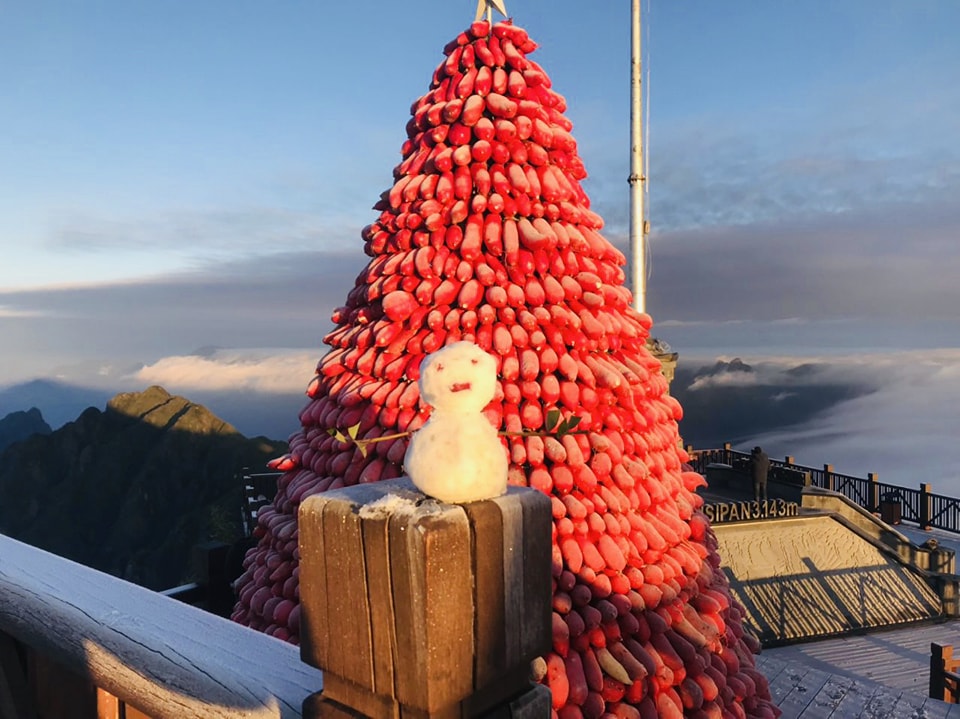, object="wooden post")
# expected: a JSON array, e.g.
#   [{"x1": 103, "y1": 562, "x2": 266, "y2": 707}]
[
  {"x1": 0, "y1": 631, "x2": 35, "y2": 719},
  {"x1": 299, "y1": 477, "x2": 553, "y2": 719},
  {"x1": 823, "y1": 464, "x2": 834, "y2": 492},
  {"x1": 193, "y1": 540, "x2": 233, "y2": 618},
  {"x1": 931, "y1": 642, "x2": 960, "y2": 702},
  {"x1": 921, "y1": 483, "x2": 933, "y2": 530},
  {"x1": 784, "y1": 456, "x2": 794, "y2": 466},
  {"x1": 868, "y1": 473, "x2": 880, "y2": 513}
]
